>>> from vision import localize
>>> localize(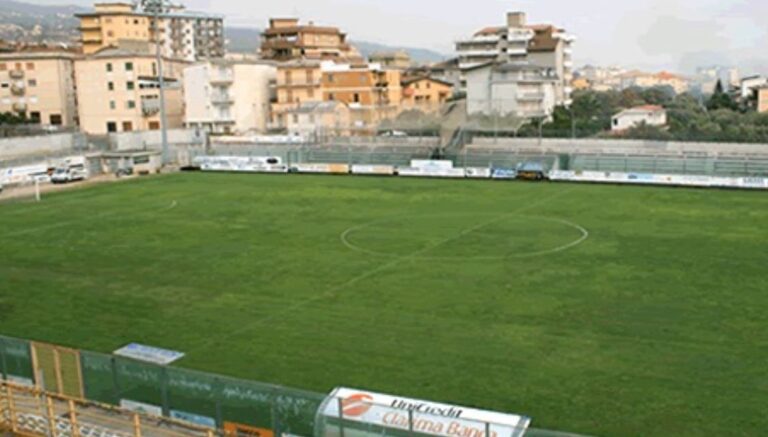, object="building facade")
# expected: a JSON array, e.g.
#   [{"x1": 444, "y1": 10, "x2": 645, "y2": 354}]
[
  {"x1": 75, "y1": 47, "x2": 187, "y2": 134},
  {"x1": 184, "y1": 61, "x2": 276, "y2": 135},
  {"x1": 0, "y1": 50, "x2": 78, "y2": 127},
  {"x1": 465, "y1": 62, "x2": 559, "y2": 119},
  {"x1": 77, "y1": 2, "x2": 224, "y2": 62},
  {"x1": 455, "y1": 12, "x2": 574, "y2": 104},
  {"x1": 369, "y1": 51, "x2": 411, "y2": 69},
  {"x1": 401, "y1": 76, "x2": 453, "y2": 112},
  {"x1": 260, "y1": 18, "x2": 361, "y2": 62},
  {"x1": 759, "y1": 87, "x2": 768, "y2": 113},
  {"x1": 612, "y1": 105, "x2": 667, "y2": 131},
  {"x1": 619, "y1": 71, "x2": 689, "y2": 94},
  {"x1": 271, "y1": 60, "x2": 324, "y2": 130},
  {"x1": 283, "y1": 101, "x2": 351, "y2": 138}
]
